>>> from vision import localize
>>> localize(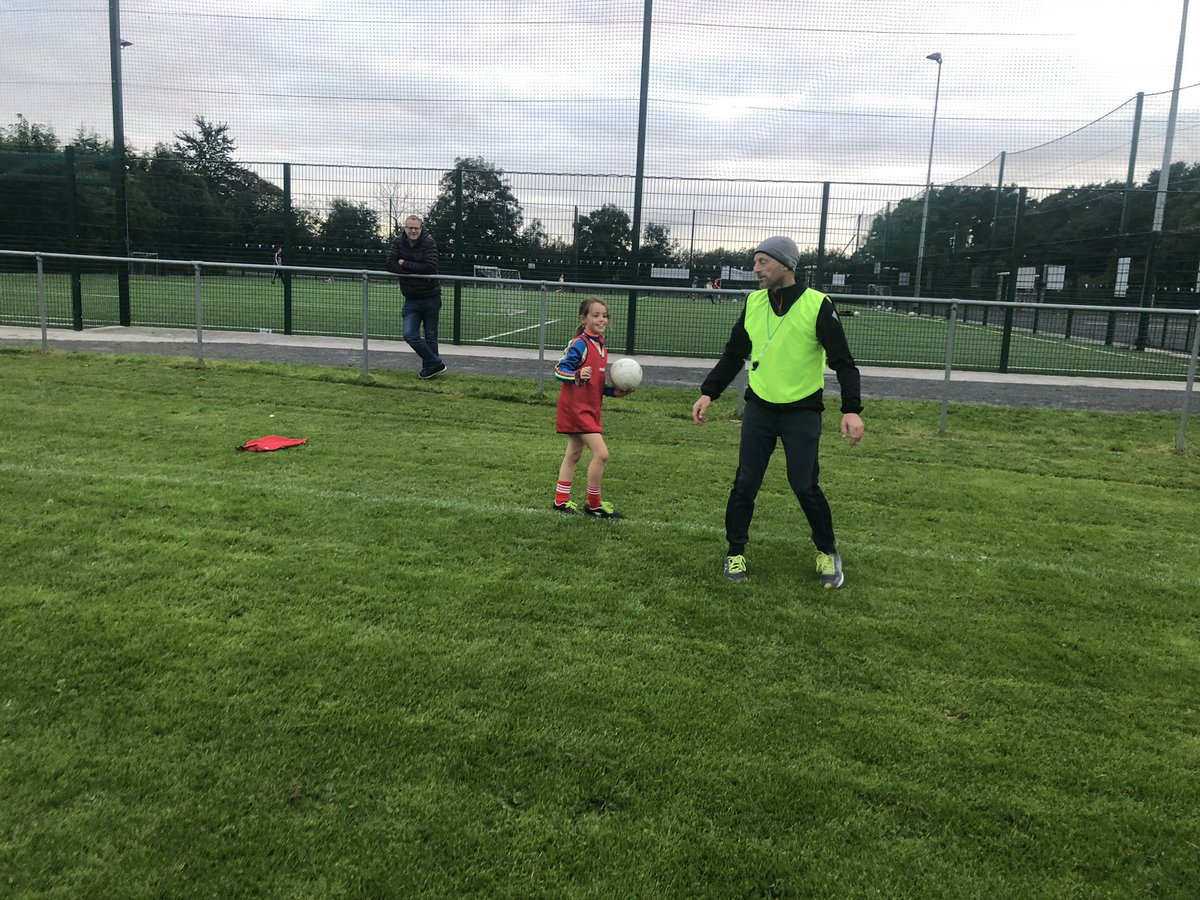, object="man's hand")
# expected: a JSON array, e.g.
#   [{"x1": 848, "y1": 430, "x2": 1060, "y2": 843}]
[
  {"x1": 692, "y1": 395, "x2": 712, "y2": 425},
  {"x1": 841, "y1": 412, "x2": 864, "y2": 447}
]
